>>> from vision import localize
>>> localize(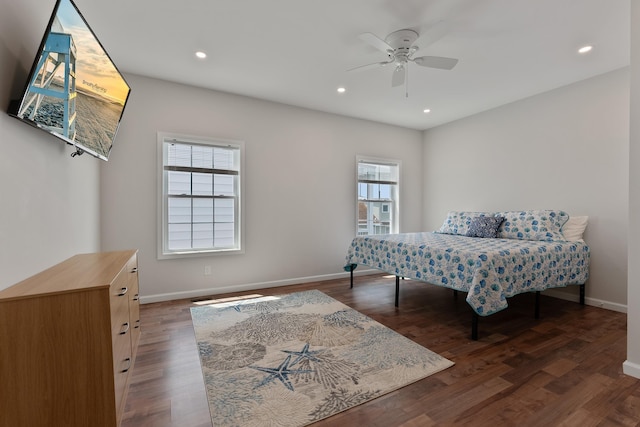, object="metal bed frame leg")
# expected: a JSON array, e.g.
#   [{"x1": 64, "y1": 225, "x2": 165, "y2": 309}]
[
  {"x1": 350, "y1": 267, "x2": 354, "y2": 289},
  {"x1": 471, "y1": 313, "x2": 478, "y2": 340},
  {"x1": 345, "y1": 264, "x2": 356, "y2": 289},
  {"x1": 580, "y1": 284, "x2": 585, "y2": 305},
  {"x1": 395, "y1": 276, "x2": 400, "y2": 307},
  {"x1": 535, "y1": 291, "x2": 540, "y2": 319}
]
